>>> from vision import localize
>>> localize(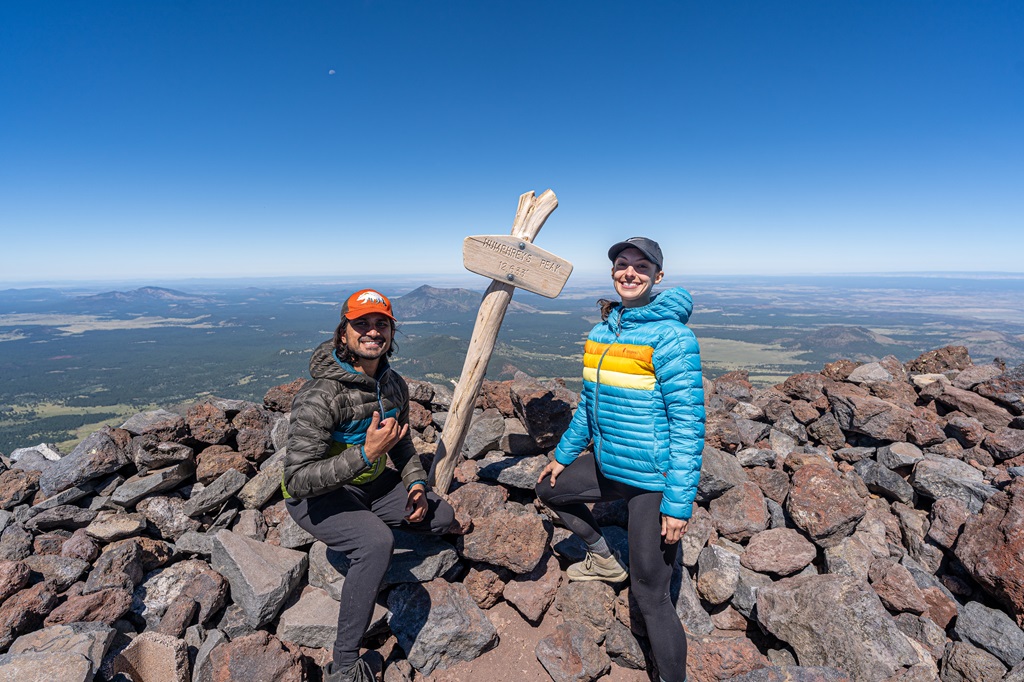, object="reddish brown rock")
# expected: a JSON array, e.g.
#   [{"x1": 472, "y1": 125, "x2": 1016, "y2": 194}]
[
  {"x1": 791, "y1": 400, "x2": 822, "y2": 424},
  {"x1": 710, "y1": 481, "x2": 769, "y2": 542},
  {"x1": 407, "y1": 400, "x2": 432, "y2": 431},
  {"x1": 686, "y1": 634, "x2": 771, "y2": 682},
  {"x1": 554, "y1": 580, "x2": 616, "y2": 635},
  {"x1": 711, "y1": 604, "x2": 750, "y2": 632},
  {"x1": 196, "y1": 445, "x2": 255, "y2": 484},
  {"x1": 741, "y1": 528, "x2": 817, "y2": 576},
  {"x1": 32, "y1": 533, "x2": 65, "y2": 555},
  {"x1": 154, "y1": 595, "x2": 199, "y2": 637},
  {"x1": 535, "y1": 620, "x2": 610, "y2": 682},
  {"x1": 828, "y1": 387, "x2": 914, "y2": 442},
  {"x1": 233, "y1": 405, "x2": 273, "y2": 461},
  {"x1": 186, "y1": 402, "x2": 236, "y2": 446},
  {"x1": 717, "y1": 371, "x2": 755, "y2": 401},
  {"x1": 945, "y1": 413, "x2": 988, "y2": 448},
  {"x1": 786, "y1": 462, "x2": 866, "y2": 547},
  {"x1": 503, "y1": 552, "x2": 561, "y2": 623},
  {"x1": 464, "y1": 564, "x2": 510, "y2": 609},
  {"x1": 954, "y1": 478, "x2": 1024, "y2": 626},
  {"x1": 263, "y1": 378, "x2": 306, "y2": 412},
  {"x1": 448, "y1": 482, "x2": 508, "y2": 518},
  {"x1": 869, "y1": 561, "x2": 927, "y2": 615},
  {"x1": 907, "y1": 346, "x2": 972, "y2": 375},
  {"x1": 457, "y1": 506, "x2": 548, "y2": 574},
  {"x1": 44, "y1": 586, "x2": 133, "y2": 625},
  {"x1": 984, "y1": 427, "x2": 1024, "y2": 461},
  {"x1": 935, "y1": 386, "x2": 1013, "y2": 432},
  {"x1": 780, "y1": 373, "x2": 827, "y2": 402},
  {"x1": 208, "y1": 630, "x2": 304, "y2": 682},
  {"x1": 178, "y1": 567, "x2": 228, "y2": 625},
  {"x1": 927, "y1": 497, "x2": 969, "y2": 550},
  {"x1": 974, "y1": 364, "x2": 1024, "y2": 415},
  {"x1": 0, "y1": 581, "x2": 58, "y2": 649},
  {"x1": 0, "y1": 560, "x2": 30, "y2": 603},
  {"x1": 822, "y1": 360, "x2": 860, "y2": 382},
  {"x1": 0, "y1": 469, "x2": 41, "y2": 510},
  {"x1": 83, "y1": 538, "x2": 145, "y2": 594},
  {"x1": 478, "y1": 379, "x2": 516, "y2": 417},
  {"x1": 921, "y1": 586, "x2": 958, "y2": 629},
  {"x1": 906, "y1": 416, "x2": 947, "y2": 447},
  {"x1": 748, "y1": 466, "x2": 790, "y2": 505}
]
